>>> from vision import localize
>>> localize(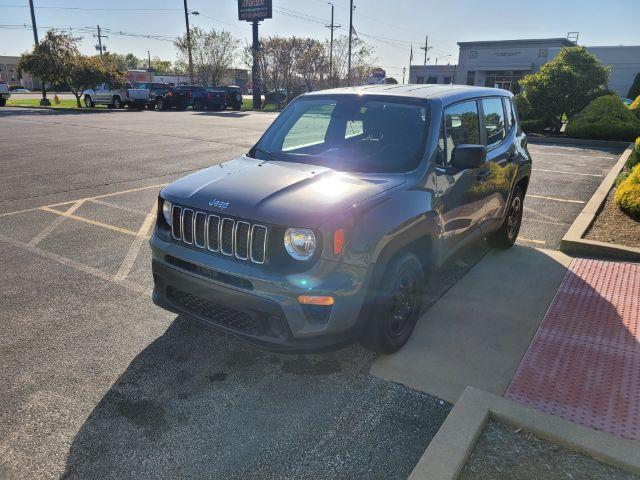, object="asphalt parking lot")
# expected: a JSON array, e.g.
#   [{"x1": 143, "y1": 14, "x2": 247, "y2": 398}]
[{"x1": 0, "y1": 107, "x2": 623, "y2": 479}]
